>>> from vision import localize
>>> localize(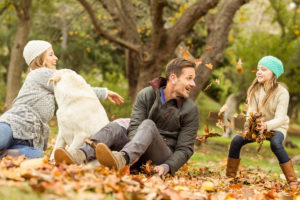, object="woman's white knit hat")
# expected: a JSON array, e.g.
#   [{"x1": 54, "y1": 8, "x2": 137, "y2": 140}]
[{"x1": 23, "y1": 40, "x2": 51, "y2": 65}]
